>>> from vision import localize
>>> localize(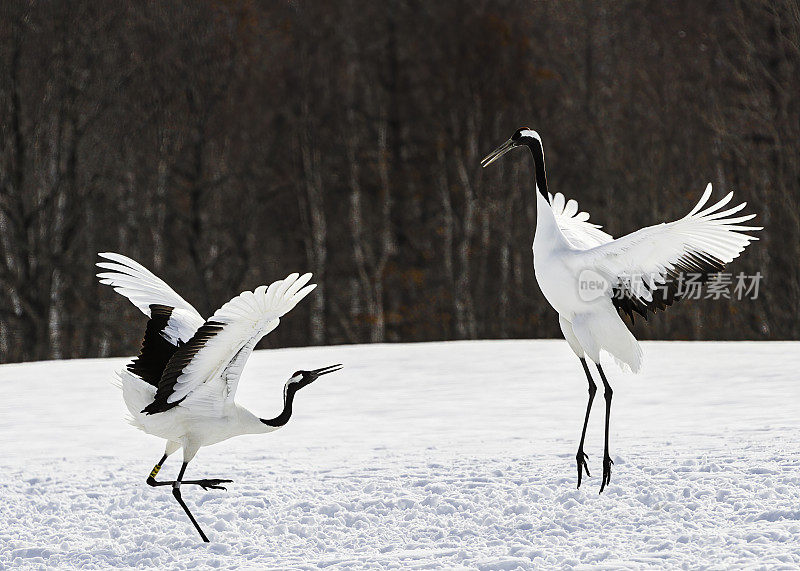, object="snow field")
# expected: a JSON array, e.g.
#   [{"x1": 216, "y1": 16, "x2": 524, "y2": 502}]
[{"x1": 1, "y1": 340, "x2": 799, "y2": 568}]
